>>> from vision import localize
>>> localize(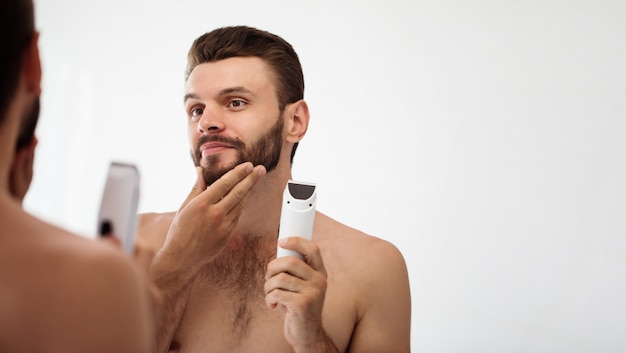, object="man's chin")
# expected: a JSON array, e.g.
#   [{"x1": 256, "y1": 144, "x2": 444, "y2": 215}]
[{"x1": 201, "y1": 160, "x2": 241, "y2": 186}]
